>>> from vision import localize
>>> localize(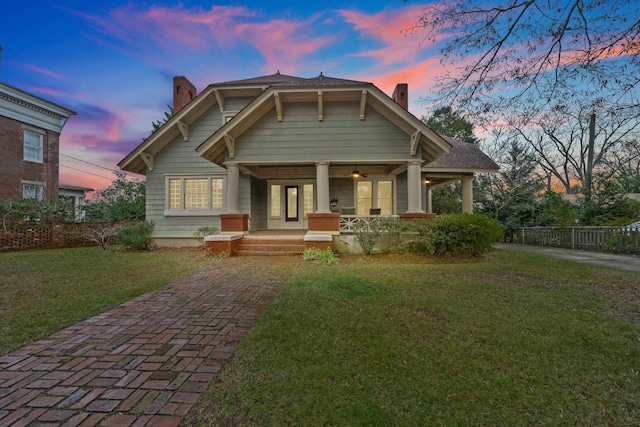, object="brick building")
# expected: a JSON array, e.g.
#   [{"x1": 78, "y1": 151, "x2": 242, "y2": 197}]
[{"x1": 0, "y1": 81, "x2": 76, "y2": 201}]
